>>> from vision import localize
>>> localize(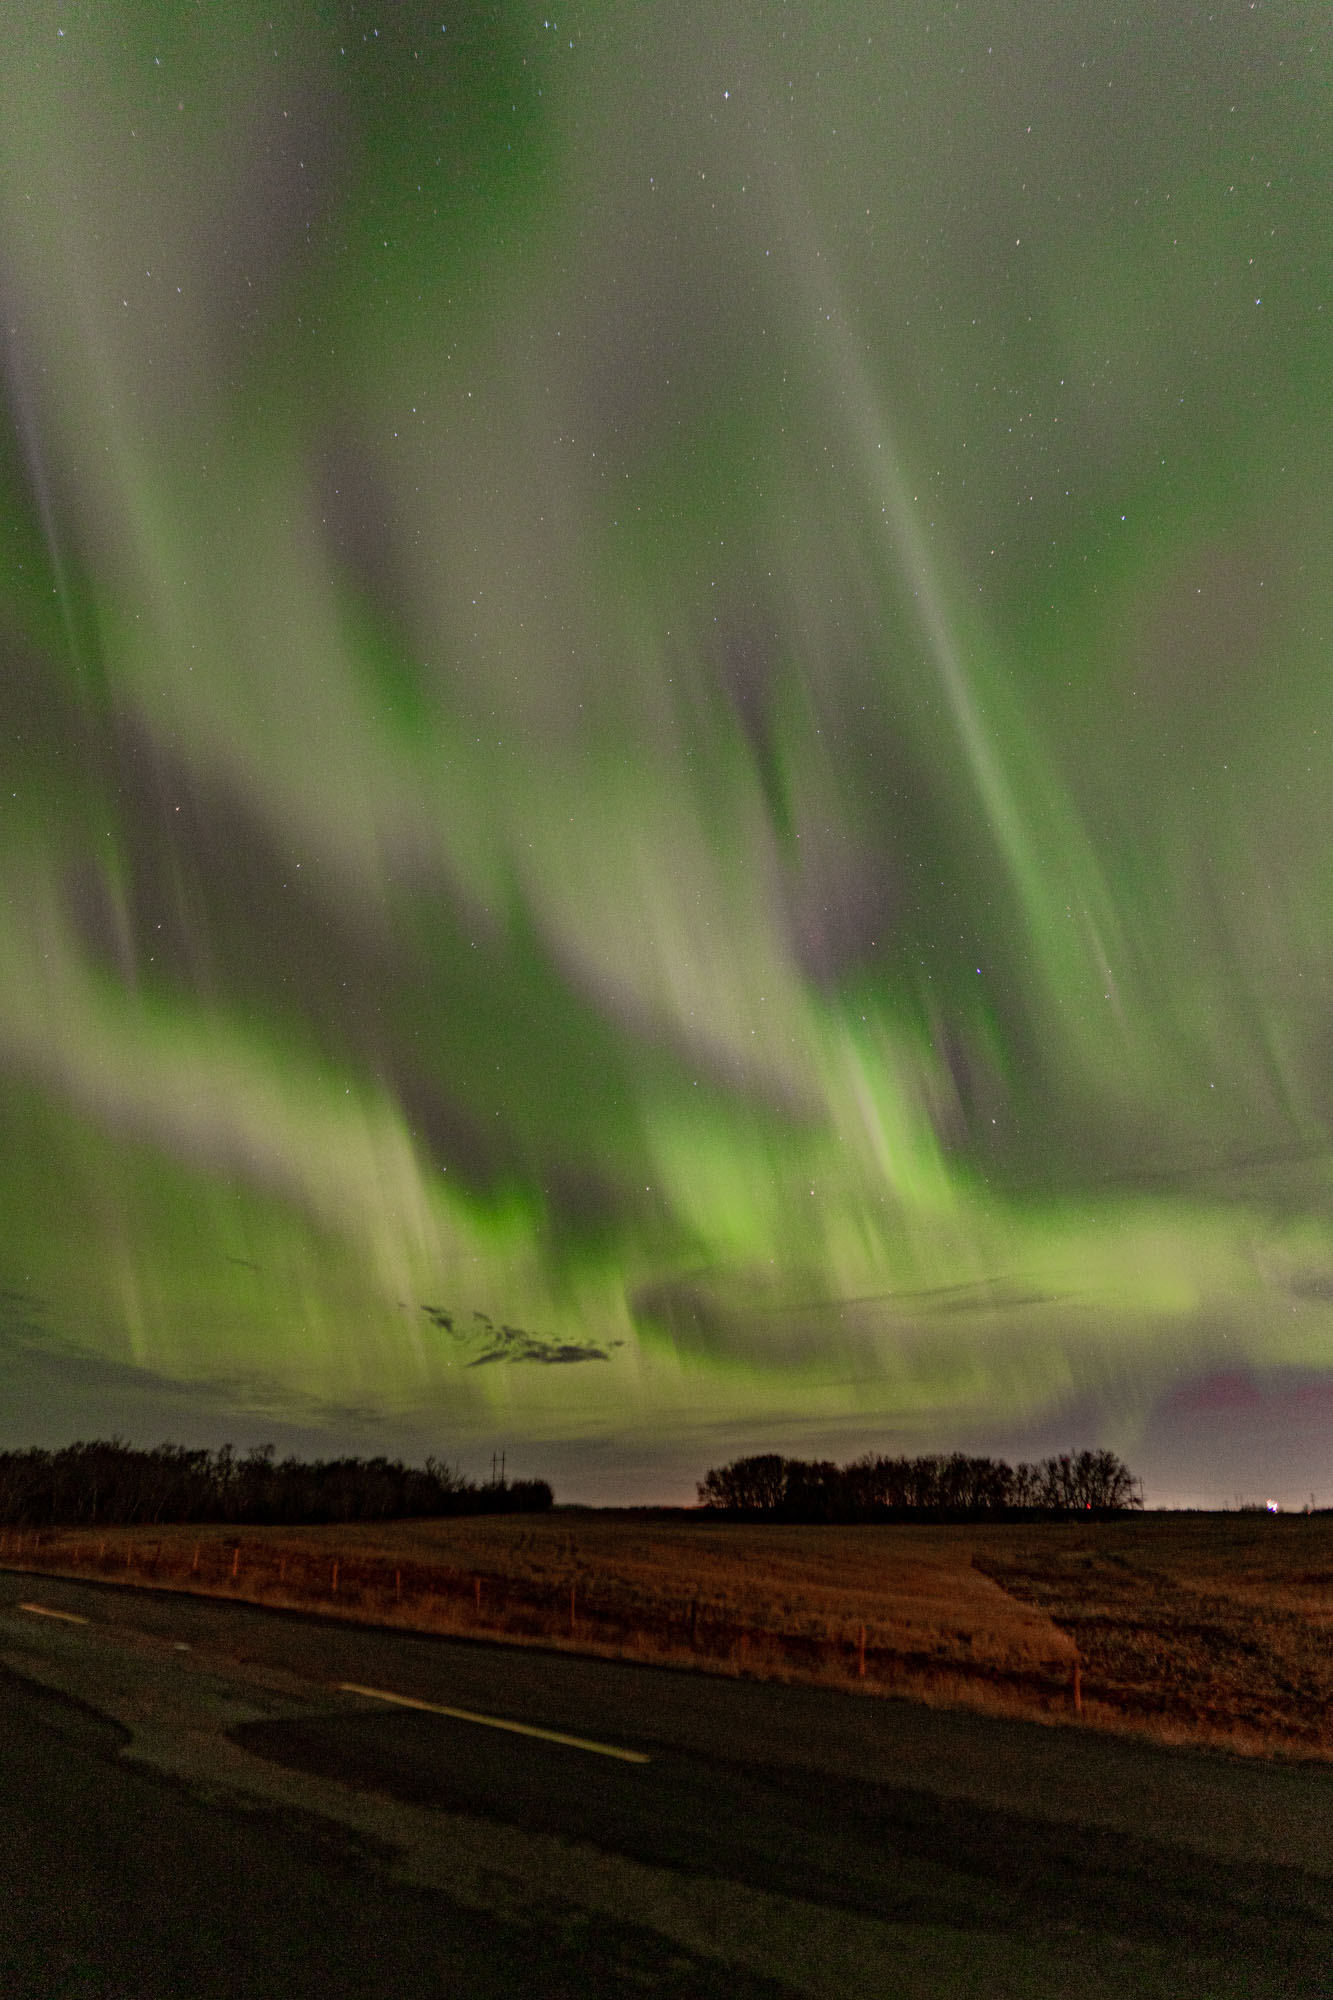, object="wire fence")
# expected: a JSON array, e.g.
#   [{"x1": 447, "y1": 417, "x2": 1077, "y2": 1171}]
[{"x1": 0, "y1": 1523, "x2": 1085, "y2": 1716}]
